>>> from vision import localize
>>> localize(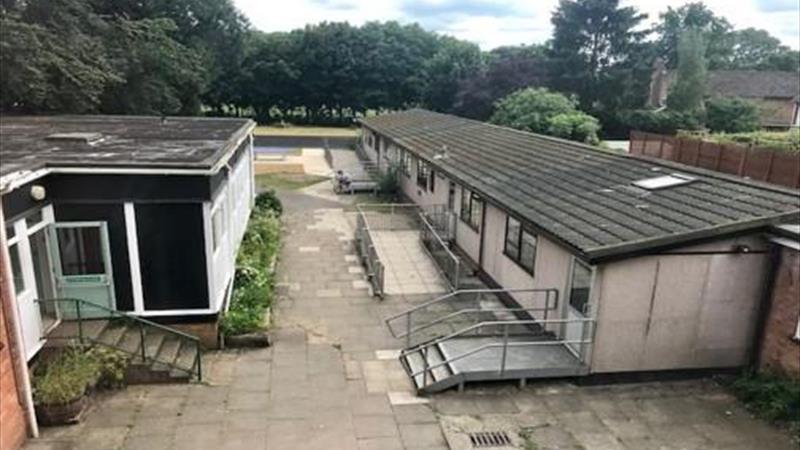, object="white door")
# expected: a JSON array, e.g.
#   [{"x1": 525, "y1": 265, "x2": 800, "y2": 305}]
[
  {"x1": 564, "y1": 259, "x2": 592, "y2": 358},
  {"x1": 7, "y1": 226, "x2": 45, "y2": 359},
  {"x1": 49, "y1": 222, "x2": 116, "y2": 319}
]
